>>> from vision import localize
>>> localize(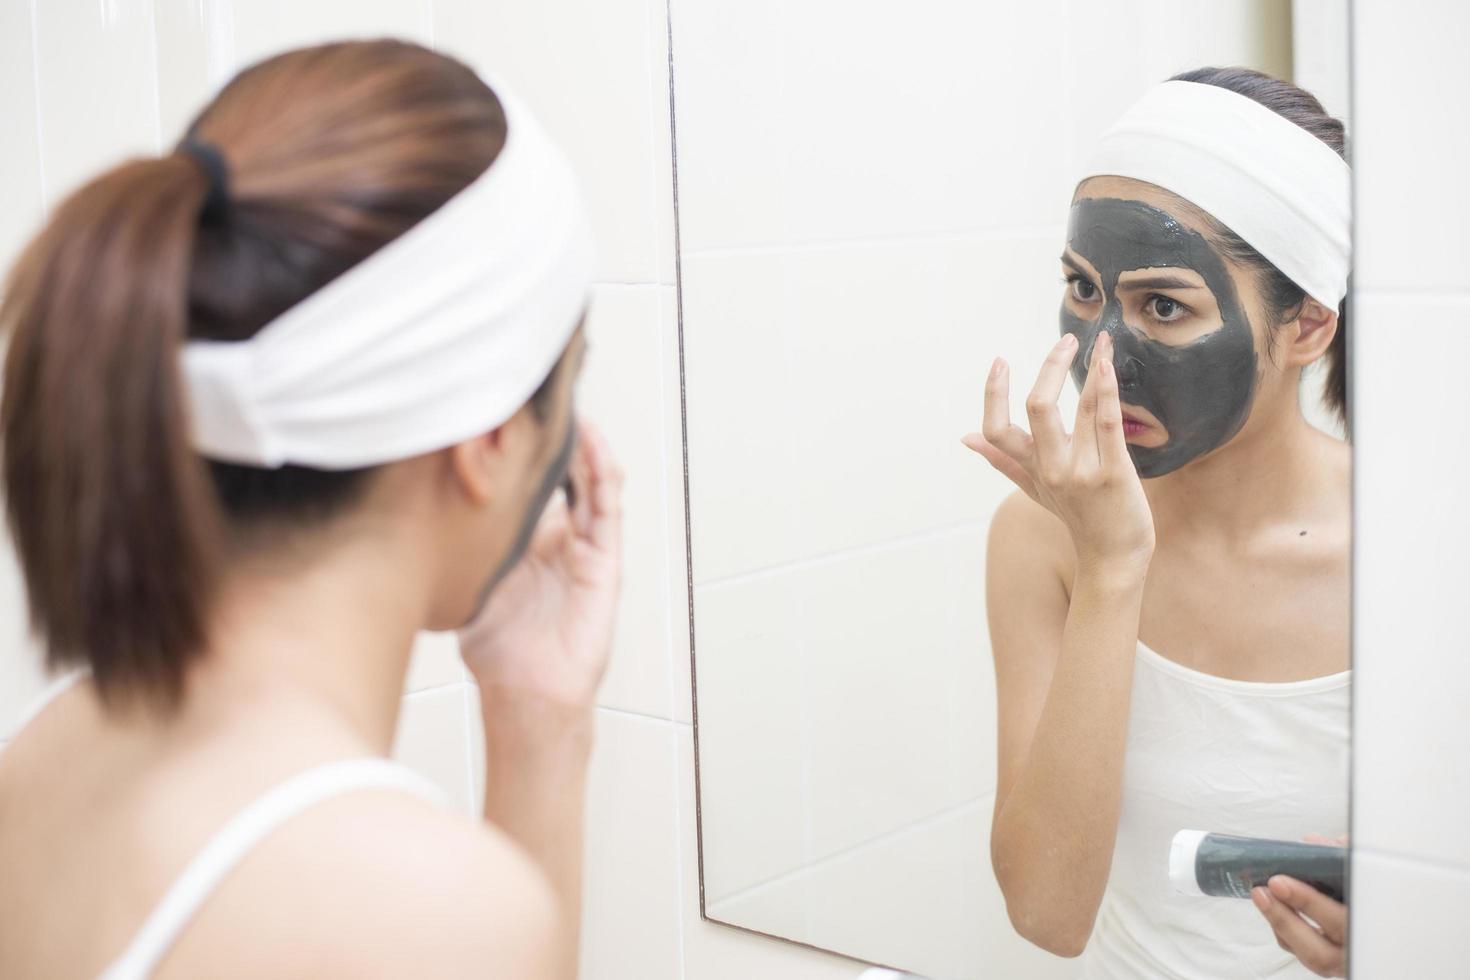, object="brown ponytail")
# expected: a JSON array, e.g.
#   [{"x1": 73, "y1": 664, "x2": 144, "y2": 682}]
[
  {"x1": 2, "y1": 40, "x2": 509, "y2": 707},
  {"x1": 3, "y1": 155, "x2": 223, "y2": 705}
]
